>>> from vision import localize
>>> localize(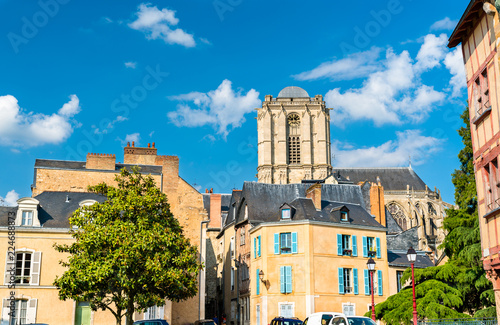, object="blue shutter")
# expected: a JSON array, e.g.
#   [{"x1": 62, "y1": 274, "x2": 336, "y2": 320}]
[
  {"x1": 362, "y1": 236, "x2": 368, "y2": 257},
  {"x1": 376, "y1": 237, "x2": 381, "y2": 259},
  {"x1": 353, "y1": 268, "x2": 358, "y2": 295},
  {"x1": 258, "y1": 236, "x2": 261, "y2": 257},
  {"x1": 364, "y1": 269, "x2": 369, "y2": 295},
  {"x1": 338, "y1": 267, "x2": 344, "y2": 294},
  {"x1": 280, "y1": 266, "x2": 285, "y2": 293},
  {"x1": 291, "y1": 232, "x2": 298, "y2": 254},
  {"x1": 254, "y1": 238, "x2": 257, "y2": 258},
  {"x1": 274, "y1": 233, "x2": 280, "y2": 255},
  {"x1": 256, "y1": 269, "x2": 260, "y2": 295},
  {"x1": 337, "y1": 234, "x2": 342, "y2": 256},
  {"x1": 352, "y1": 235, "x2": 358, "y2": 256},
  {"x1": 286, "y1": 266, "x2": 292, "y2": 293},
  {"x1": 378, "y1": 270, "x2": 383, "y2": 296}
]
